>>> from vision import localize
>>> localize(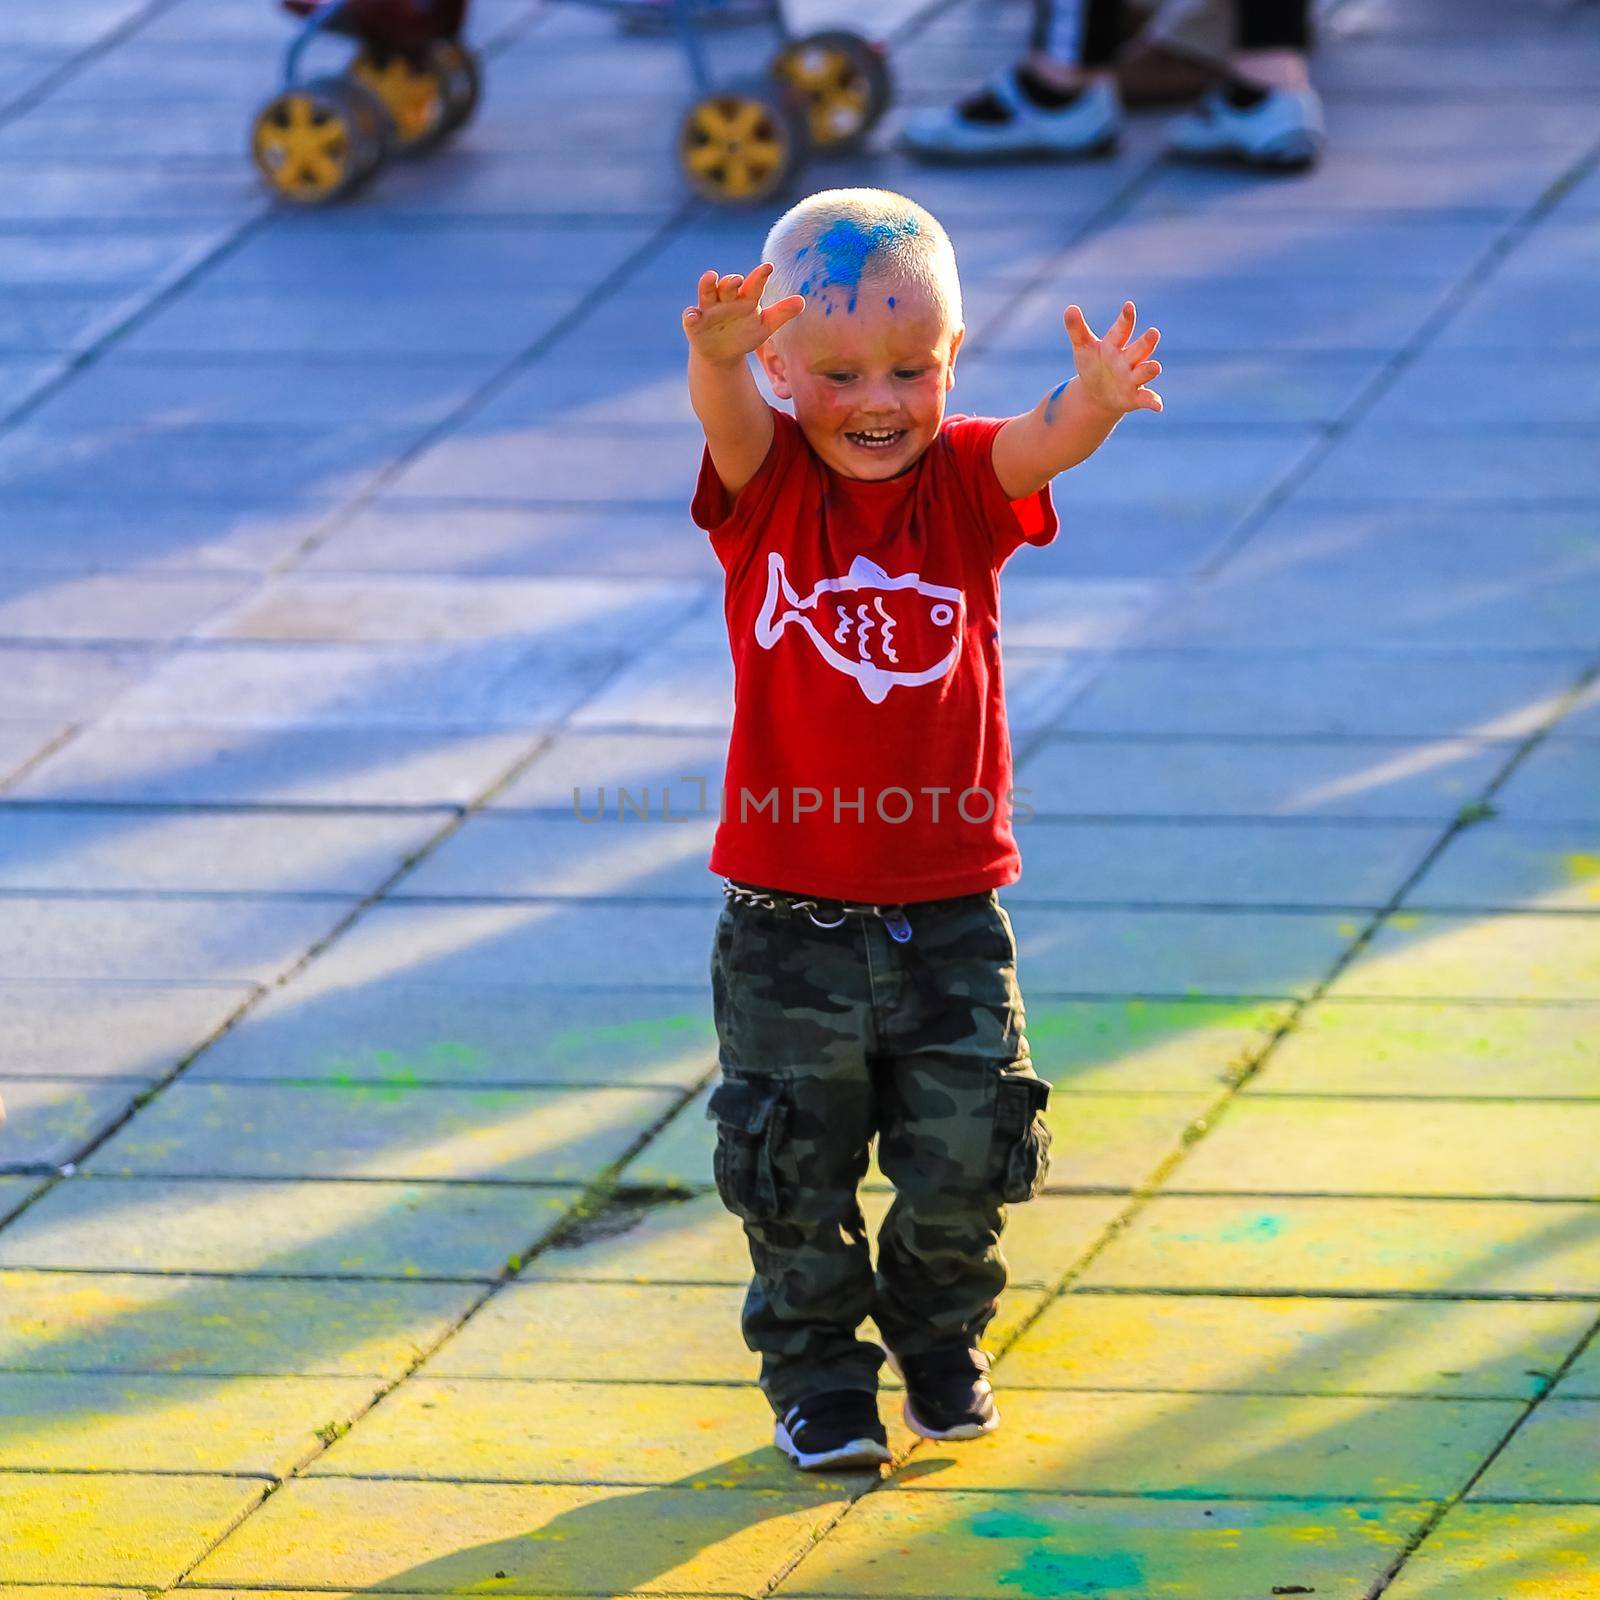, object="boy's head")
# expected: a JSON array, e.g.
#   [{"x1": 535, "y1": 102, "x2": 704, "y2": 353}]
[{"x1": 758, "y1": 188, "x2": 964, "y2": 482}]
